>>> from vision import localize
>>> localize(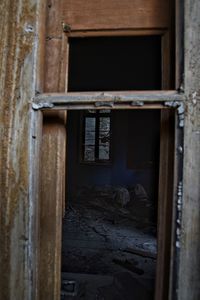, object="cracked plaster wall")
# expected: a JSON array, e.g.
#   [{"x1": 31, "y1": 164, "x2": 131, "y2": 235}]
[{"x1": 178, "y1": 1, "x2": 200, "y2": 299}]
